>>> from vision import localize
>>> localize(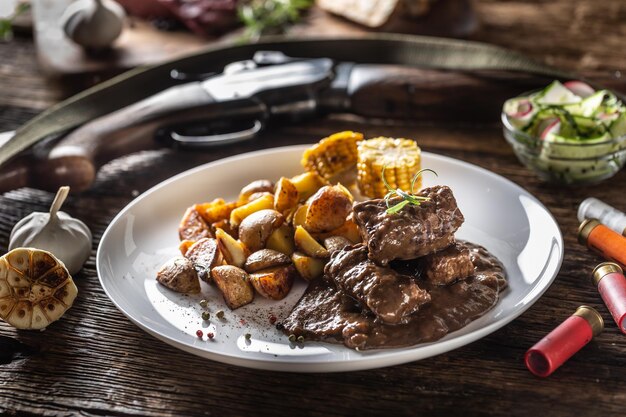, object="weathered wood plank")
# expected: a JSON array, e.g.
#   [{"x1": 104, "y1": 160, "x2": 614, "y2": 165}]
[{"x1": 2, "y1": 1, "x2": 626, "y2": 416}]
